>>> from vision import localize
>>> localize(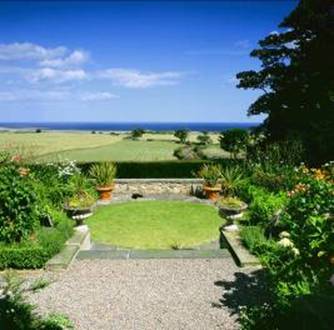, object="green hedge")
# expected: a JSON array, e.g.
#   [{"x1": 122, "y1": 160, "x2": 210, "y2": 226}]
[
  {"x1": 0, "y1": 214, "x2": 73, "y2": 270},
  {"x1": 78, "y1": 160, "x2": 239, "y2": 178}
]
